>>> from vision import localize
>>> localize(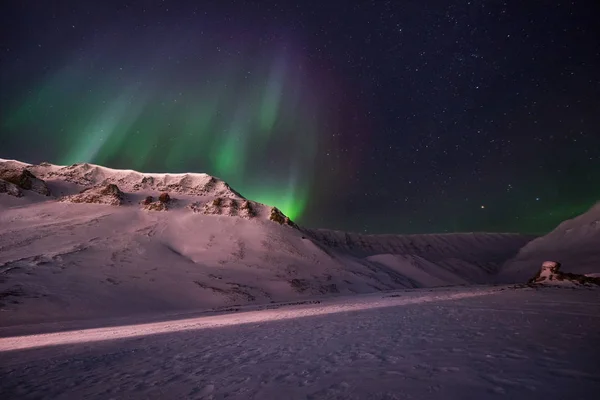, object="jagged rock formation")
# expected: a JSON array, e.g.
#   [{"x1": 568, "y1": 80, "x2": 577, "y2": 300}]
[
  {"x1": 0, "y1": 158, "x2": 299, "y2": 226},
  {"x1": 270, "y1": 207, "x2": 296, "y2": 227},
  {"x1": 25, "y1": 162, "x2": 242, "y2": 198},
  {"x1": 60, "y1": 184, "x2": 124, "y2": 206},
  {"x1": 142, "y1": 196, "x2": 154, "y2": 205},
  {"x1": 528, "y1": 261, "x2": 600, "y2": 287},
  {"x1": 142, "y1": 192, "x2": 172, "y2": 211},
  {"x1": 0, "y1": 167, "x2": 50, "y2": 196},
  {"x1": 190, "y1": 197, "x2": 257, "y2": 219},
  {"x1": 0, "y1": 179, "x2": 22, "y2": 197},
  {"x1": 158, "y1": 192, "x2": 171, "y2": 203}
]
